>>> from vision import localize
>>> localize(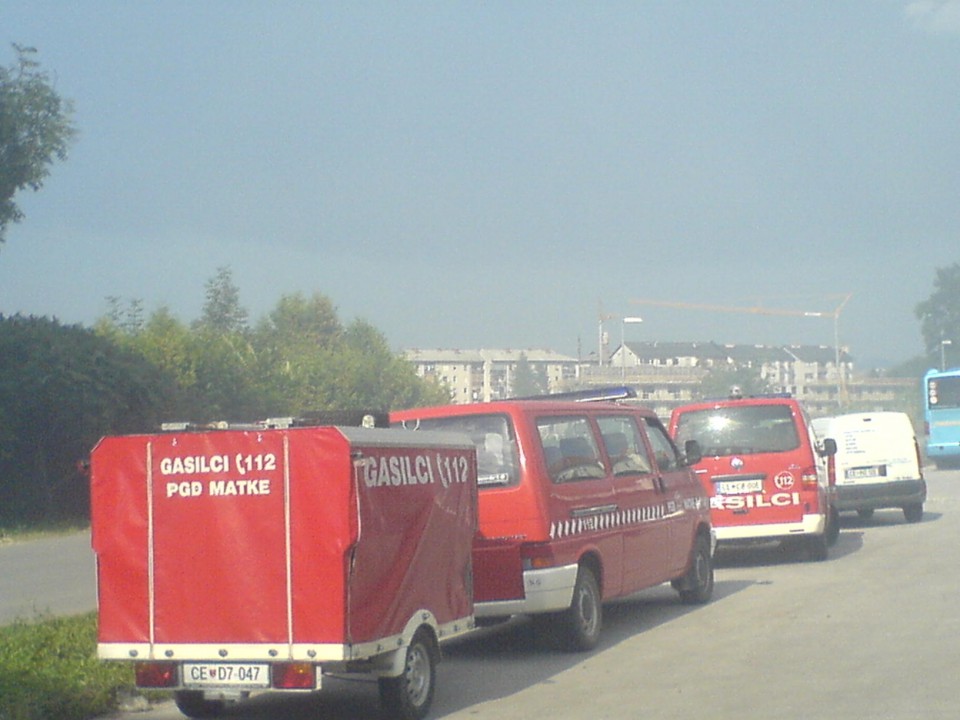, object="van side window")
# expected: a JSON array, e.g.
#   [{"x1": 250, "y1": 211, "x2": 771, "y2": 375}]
[
  {"x1": 395, "y1": 413, "x2": 520, "y2": 488},
  {"x1": 537, "y1": 416, "x2": 605, "y2": 483},
  {"x1": 644, "y1": 418, "x2": 682, "y2": 473},
  {"x1": 597, "y1": 416, "x2": 652, "y2": 476}
]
